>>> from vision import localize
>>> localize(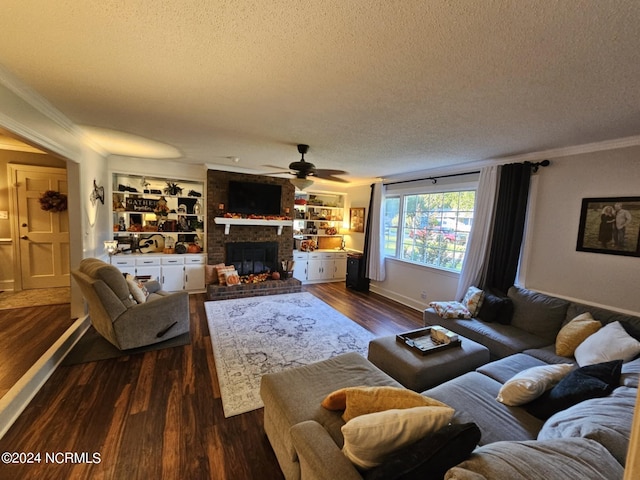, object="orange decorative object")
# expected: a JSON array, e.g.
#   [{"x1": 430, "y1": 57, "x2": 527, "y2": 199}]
[
  {"x1": 271, "y1": 271, "x2": 281, "y2": 280},
  {"x1": 187, "y1": 243, "x2": 202, "y2": 253}
]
